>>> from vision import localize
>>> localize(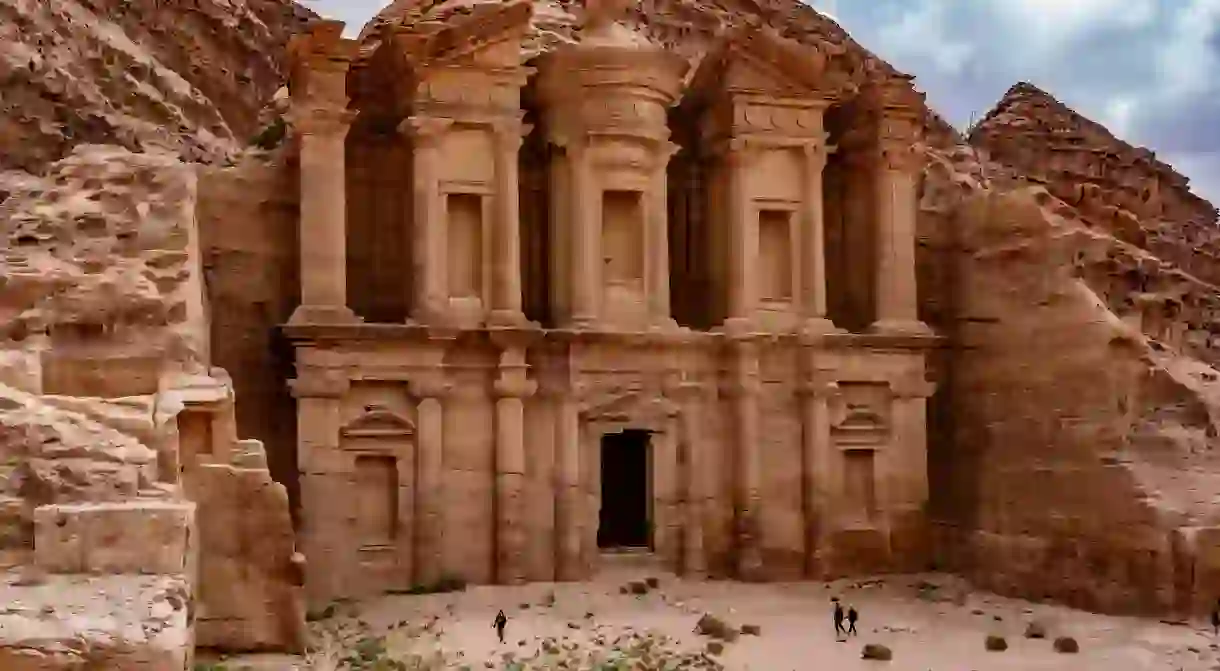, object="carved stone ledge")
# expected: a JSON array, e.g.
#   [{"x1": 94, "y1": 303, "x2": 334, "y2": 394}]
[
  {"x1": 290, "y1": 107, "x2": 357, "y2": 137},
  {"x1": 409, "y1": 378, "x2": 452, "y2": 400},
  {"x1": 493, "y1": 376, "x2": 538, "y2": 399},
  {"x1": 399, "y1": 116, "x2": 455, "y2": 145},
  {"x1": 289, "y1": 371, "x2": 350, "y2": 399}
]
